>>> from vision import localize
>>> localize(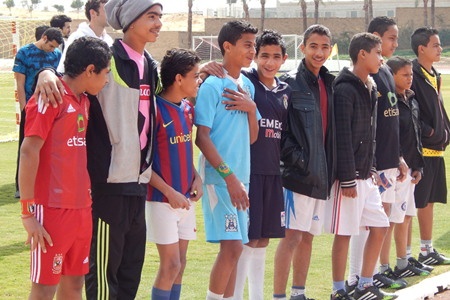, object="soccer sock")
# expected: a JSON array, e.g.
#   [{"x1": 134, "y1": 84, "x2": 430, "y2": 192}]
[
  {"x1": 396, "y1": 256, "x2": 408, "y2": 270},
  {"x1": 206, "y1": 290, "x2": 223, "y2": 300},
  {"x1": 348, "y1": 228, "x2": 369, "y2": 284},
  {"x1": 273, "y1": 294, "x2": 287, "y2": 300},
  {"x1": 234, "y1": 245, "x2": 254, "y2": 300},
  {"x1": 152, "y1": 286, "x2": 171, "y2": 300},
  {"x1": 291, "y1": 286, "x2": 305, "y2": 297},
  {"x1": 380, "y1": 263, "x2": 390, "y2": 273},
  {"x1": 249, "y1": 247, "x2": 266, "y2": 300},
  {"x1": 420, "y1": 240, "x2": 433, "y2": 255},
  {"x1": 406, "y1": 246, "x2": 412, "y2": 259},
  {"x1": 223, "y1": 297, "x2": 233, "y2": 300},
  {"x1": 357, "y1": 276, "x2": 373, "y2": 290},
  {"x1": 332, "y1": 281, "x2": 345, "y2": 292},
  {"x1": 169, "y1": 284, "x2": 182, "y2": 300}
]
